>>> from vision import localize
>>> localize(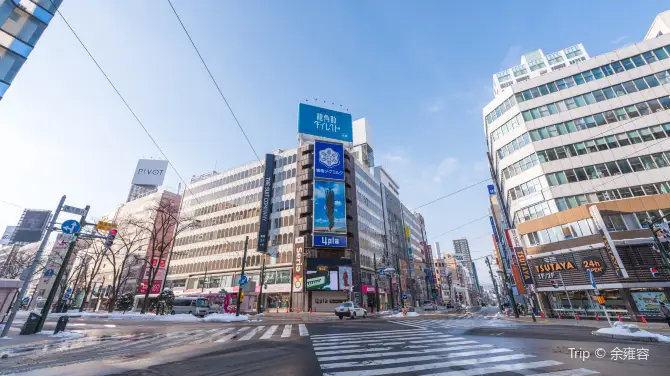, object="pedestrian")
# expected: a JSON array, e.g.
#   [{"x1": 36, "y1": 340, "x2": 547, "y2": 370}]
[{"x1": 660, "y1": 302, "x2": 670, "y2": 327}]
